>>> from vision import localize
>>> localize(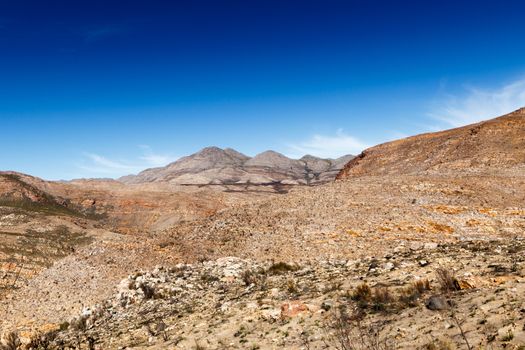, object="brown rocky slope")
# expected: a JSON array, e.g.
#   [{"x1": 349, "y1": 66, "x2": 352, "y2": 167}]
[{"x1": 337, "y1": 107, "x2": 525, "y2": 178}]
